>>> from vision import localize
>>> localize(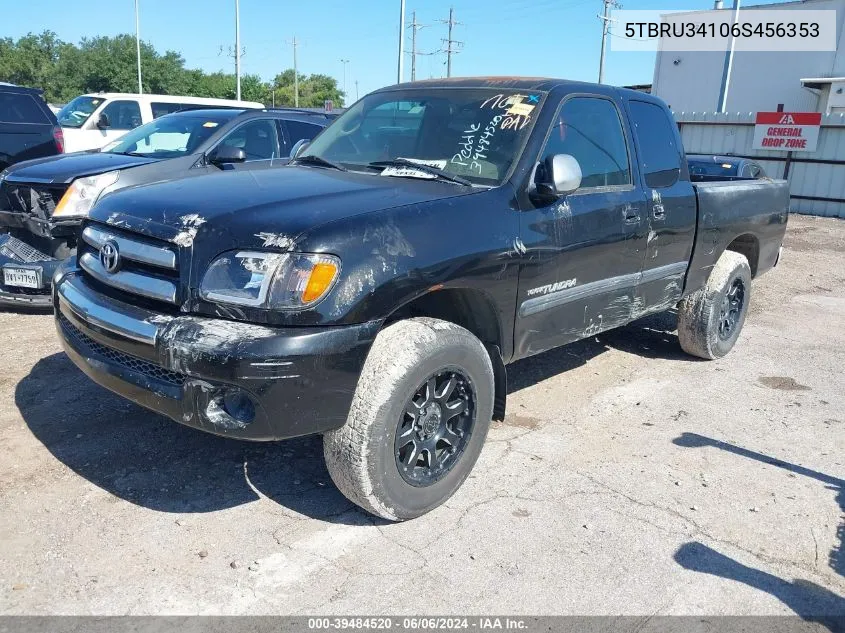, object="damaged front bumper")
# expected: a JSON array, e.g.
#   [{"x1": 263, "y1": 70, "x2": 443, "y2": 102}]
[
  {"x1": 53, "y1": 266, "x2": 380, "y2": 441},
  {"x1": 0, "y1": 234, "x2": 60, "y2": 307}
]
